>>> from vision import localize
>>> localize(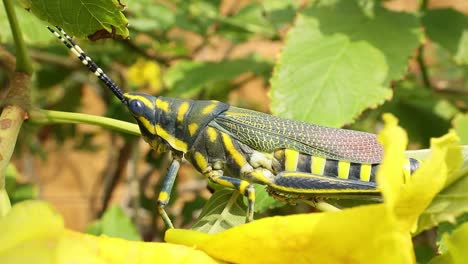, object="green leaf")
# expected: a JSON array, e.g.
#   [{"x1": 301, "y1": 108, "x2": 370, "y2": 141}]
[
  {"x1": 85, "y1": 205, "x2": 140, "y2": 240},
  {"x1": 381, "y1": 82, "x2": 457, "y2": 146},
  {"x1": 192, "y1": 190, "x2": 246, "y2": 234},
  {"x1": 253, "y1": 184, "x2": 286, "y2": 213},
  {"x1": 270, "y1": 1, "x2": 421, "y2": 127},
  {"x1": 430, "y1": 221, "x2": 468, "y2": 264},
  {"x1": 417, "y1": 146, "x2": 468, "y2": 233},
  {"x1": 422, "y1": 8, "x2": 468, "y2": 65},
  {"x1": 19, "y1": 0, "x2": 128, "y2": 38},
  {"x1": 453, "y1": 113, "x2": 468, "y2": 145},
  {"x1": 164, "y1": 57, "x2": 272, "y2": 98},
  {"x1": 128, "y1": 2, "x2": 175, "y2": 32},
  {"x1": 0, "y1": 2, "x2": 52, "y2": 44}
]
